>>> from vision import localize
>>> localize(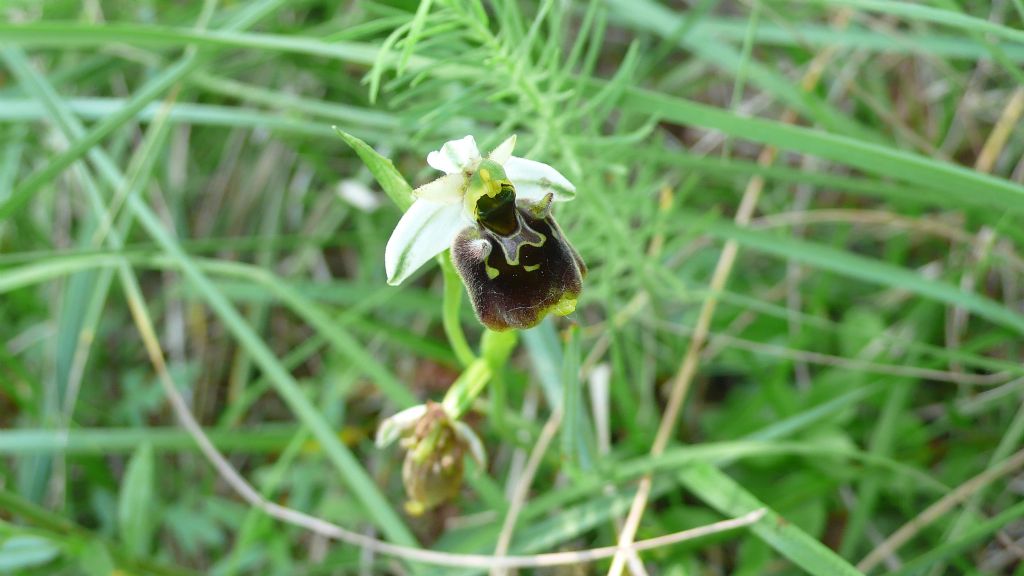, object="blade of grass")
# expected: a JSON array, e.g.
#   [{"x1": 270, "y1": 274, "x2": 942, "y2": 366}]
[
  {"x1": 614, "y1": 87, "x2": 1024, "y2": 210},
  {"x1": 839, "y1": 382, "x2": 913, "y2": 558},
  {"x1": 686, "y1": 212, "x2": 1024, "y2": 335},
  {"x1": 930, "y1": 393, "x2": 1024, "y2": 575},
  {"x1": 685, "y1": 17, "x2": 1024, "y2": 61},
  {"x1": 0, "y1": 0, "x2": 289, "y2": 220},
  {"x1": 886, "y1": 499, "x2": 1024, "y2": 576},
  {"x1": 4, "y1": 42, "x2": 420, "y2": 550},
  {"x1": 859, "y1": 445, "x2": 1024, "y2": 571},
  {"x1": 0, "y1": 98, "x2": 373, "y2": 139},
  {"x1": 622, "y1": 87, "x2": 1024, "y2": 206},
  {"x1": 680, "y1": 461, "x2": 865, "y2": 576},
  {"x1": 800, "y1": 0, "x2": 1024, "y2": 45},
  {"x1": 0, "y1": 22, "x2": 463, "y2": 76},
  {"x1": 0, "y1": 489, "x2": 199, "y2": 576},
  {"x1": 0, "y1": 426, "x2": 297, "y2": 454},
  {"x1": 609, "y1": 0, "x2": 879, "y2": 143}
]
